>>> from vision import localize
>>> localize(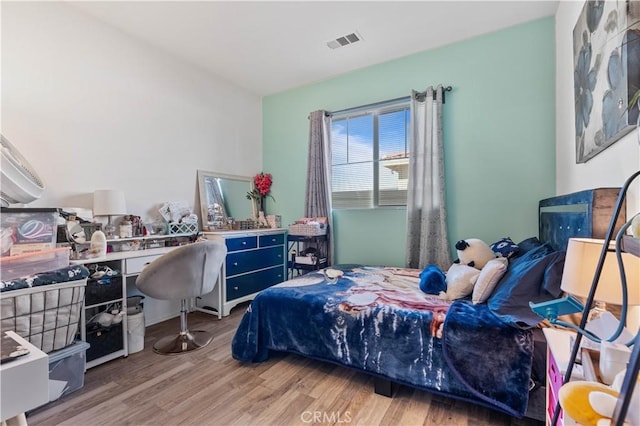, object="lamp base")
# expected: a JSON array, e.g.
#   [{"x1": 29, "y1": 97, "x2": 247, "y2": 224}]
[
  {"x1": 588, "y1": 301, "x2": 608, "y2": 322},
  {"x1": 103, "y1": 222, "x2": 116, "y2": 239}
]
